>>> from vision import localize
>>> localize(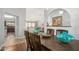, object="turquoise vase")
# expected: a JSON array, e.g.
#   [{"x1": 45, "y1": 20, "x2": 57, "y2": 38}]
[
  {"x1": 57, "y1": 32, "x2": 75, "y2": 44},
  {"x1": 33, "y1": 27, "x2": 40, "y2": 34}
]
